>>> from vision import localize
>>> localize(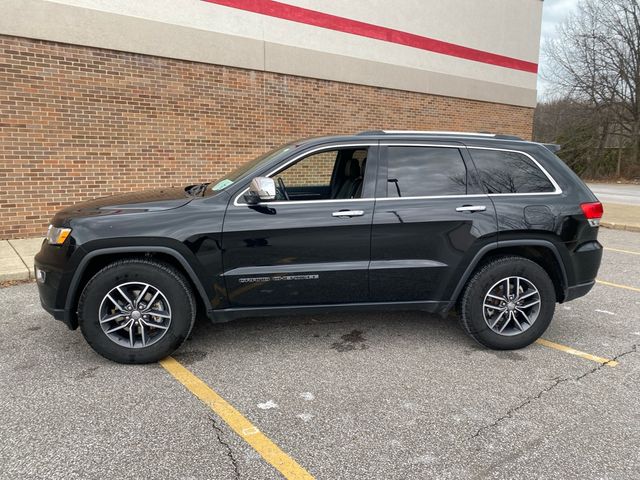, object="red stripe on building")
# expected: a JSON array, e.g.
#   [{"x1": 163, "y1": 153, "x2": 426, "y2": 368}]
[{"x1": 202, "y1": 0, "x2": 538, "y2": 73}]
